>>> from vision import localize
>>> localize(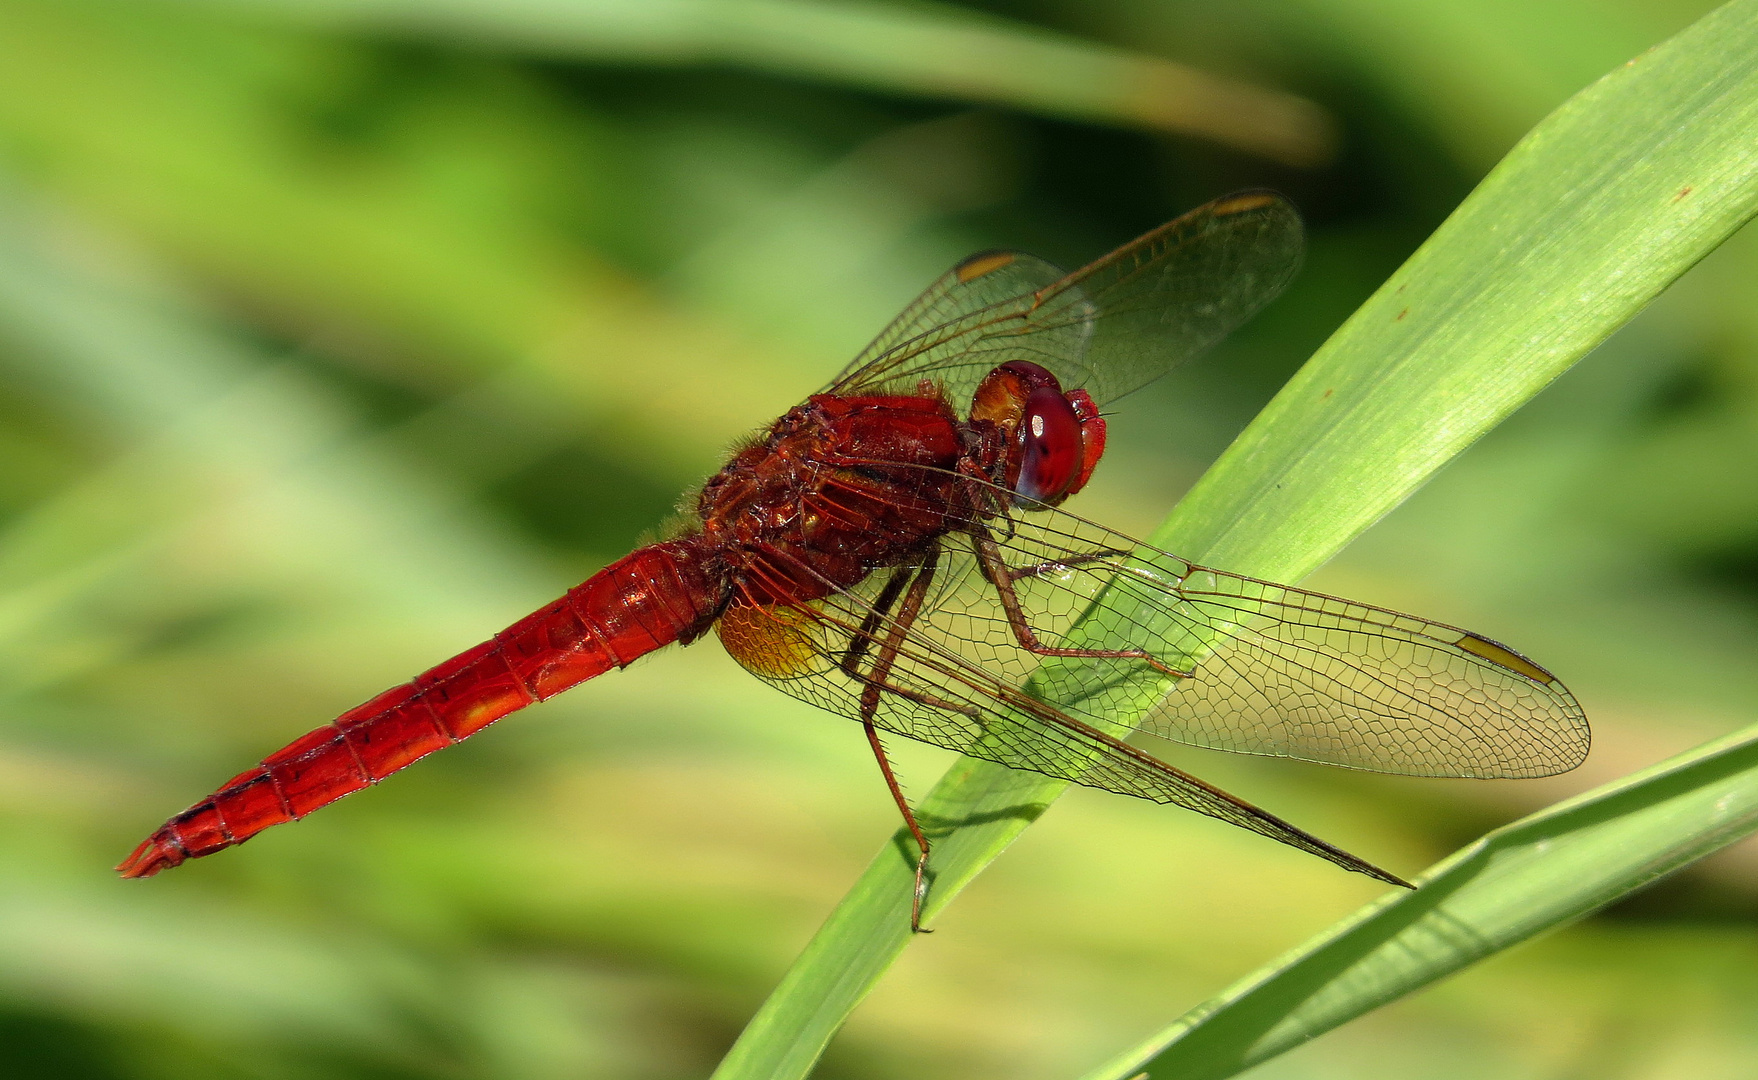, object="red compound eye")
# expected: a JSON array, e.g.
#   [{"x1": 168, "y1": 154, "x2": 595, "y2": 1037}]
[{"x1": 1014, "y1": 384, "x2": 1084, "y2": 503}]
